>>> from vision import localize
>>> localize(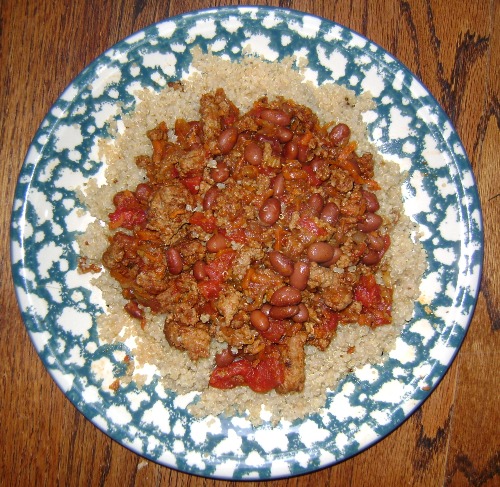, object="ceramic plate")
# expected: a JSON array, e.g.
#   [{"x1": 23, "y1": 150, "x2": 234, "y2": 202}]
[{"x1": 11, "y1": 6, "x2": 483, "y2": 480}]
